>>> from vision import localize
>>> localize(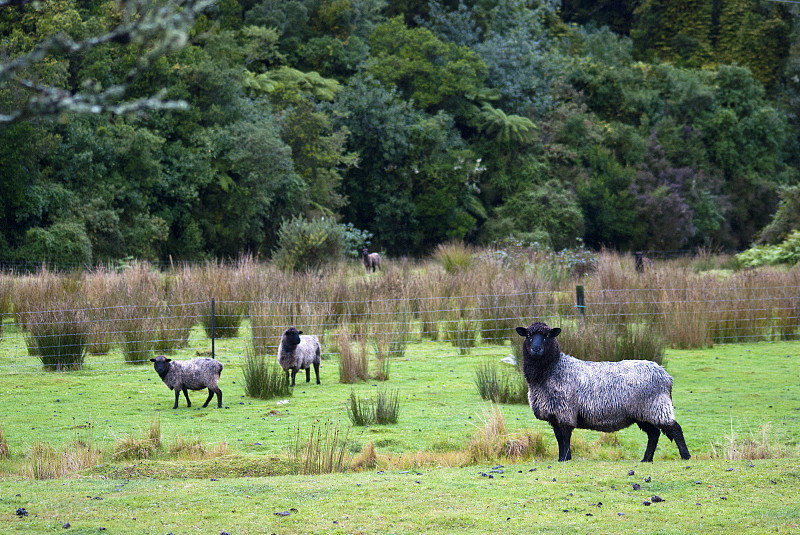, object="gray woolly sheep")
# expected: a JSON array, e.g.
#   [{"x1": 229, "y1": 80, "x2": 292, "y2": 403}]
[
  {"x1": 150, "y1": 355, "x2": 223, "y2": 409},
  {"x1": 515, "y1": 321, "x2": 691, "y2": 462},
  {"x1": 362, "y1": 248, "x2": 381, "y2": 273},
  {"x1": 277, "y1": 326, "x2": 321, "y2": 386},
  {"x1": 634, "y1": 251, "x2": 653, "y2": 273}
]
